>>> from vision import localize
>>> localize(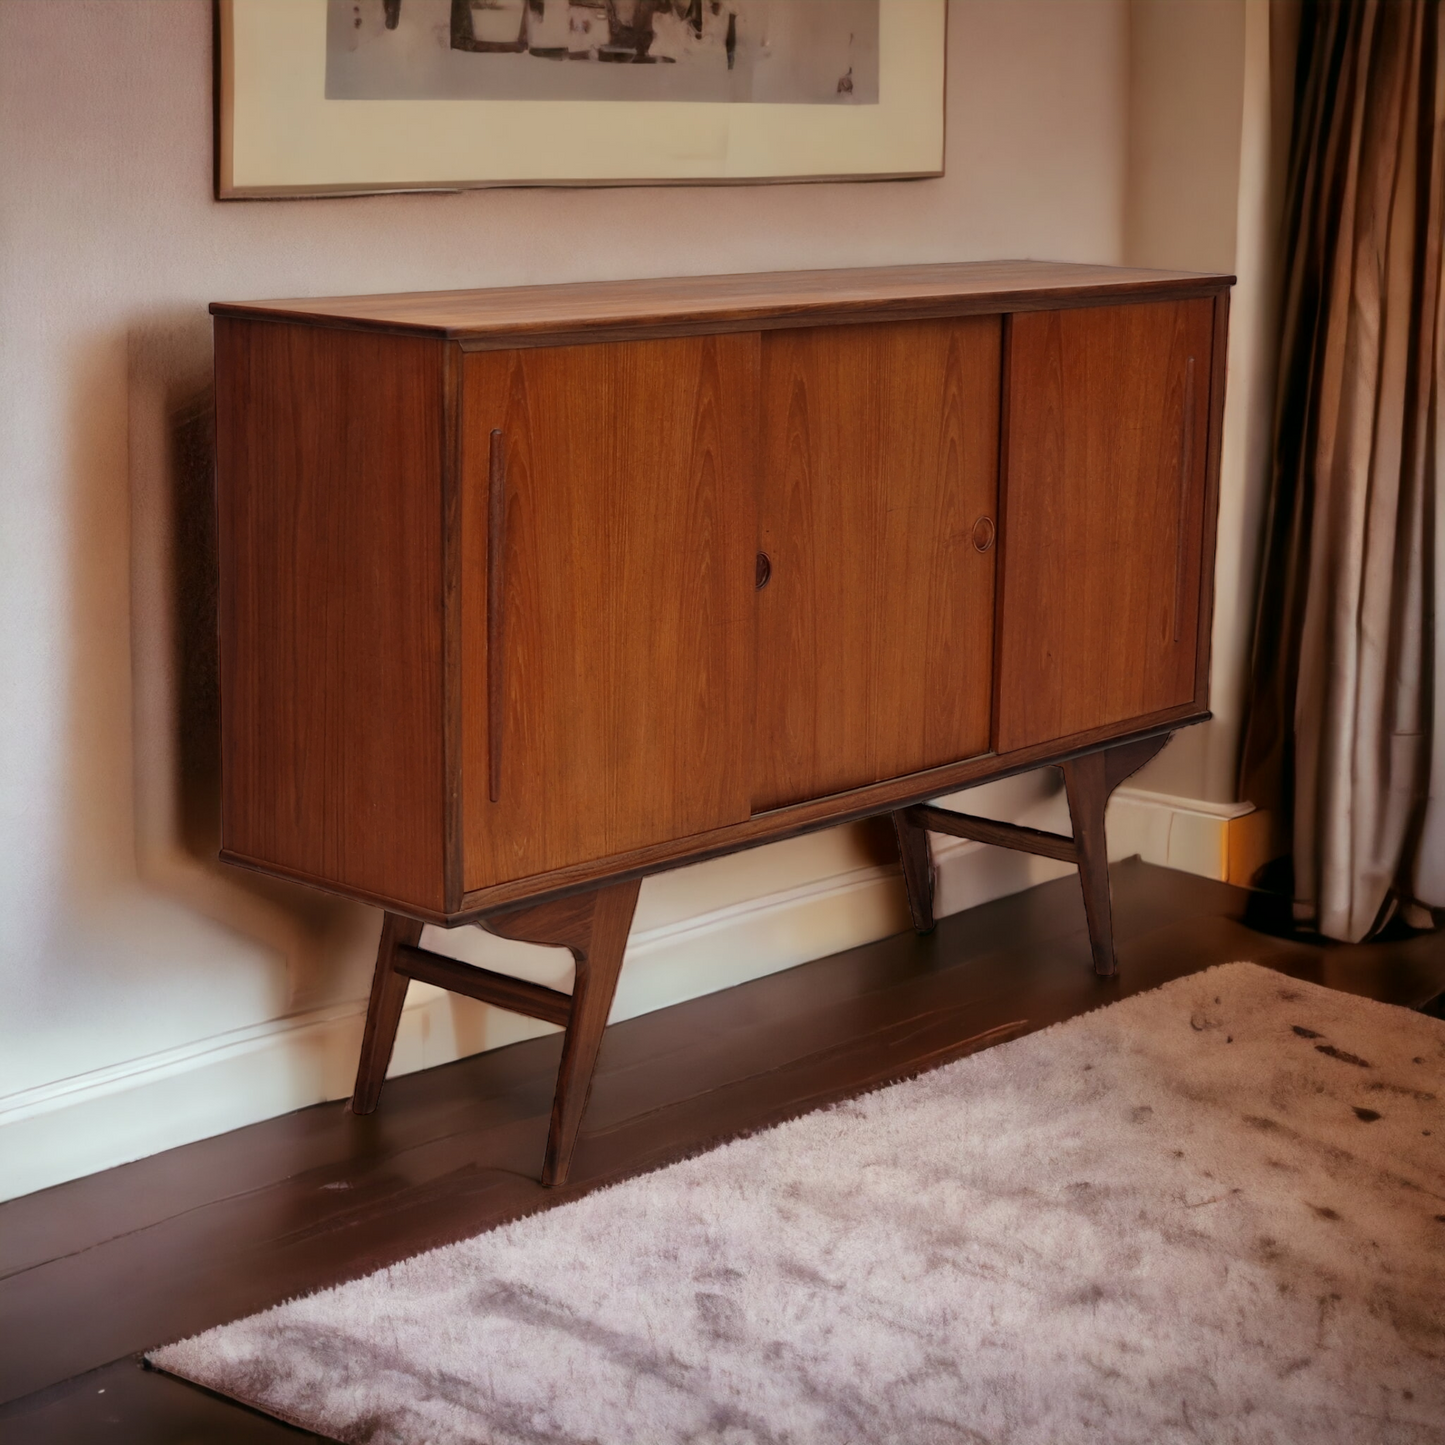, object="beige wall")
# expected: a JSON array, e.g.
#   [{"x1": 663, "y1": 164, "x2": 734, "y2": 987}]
[
  {"x1": 1, "y1": 0, "x2": 1268, "y2": 1199},
  {"x1": 1126, "y1": 0, "x2": 1247, "y2": 274}
]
